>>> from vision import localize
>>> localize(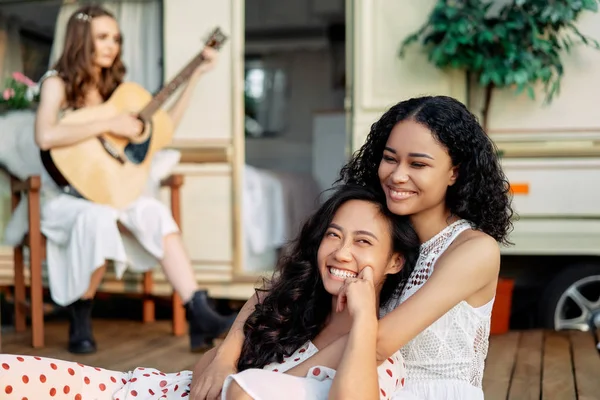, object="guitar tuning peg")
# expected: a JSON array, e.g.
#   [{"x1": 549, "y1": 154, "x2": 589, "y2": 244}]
[{"x1": 202, "y1": 27, "x2": 228, "y2": 49}]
